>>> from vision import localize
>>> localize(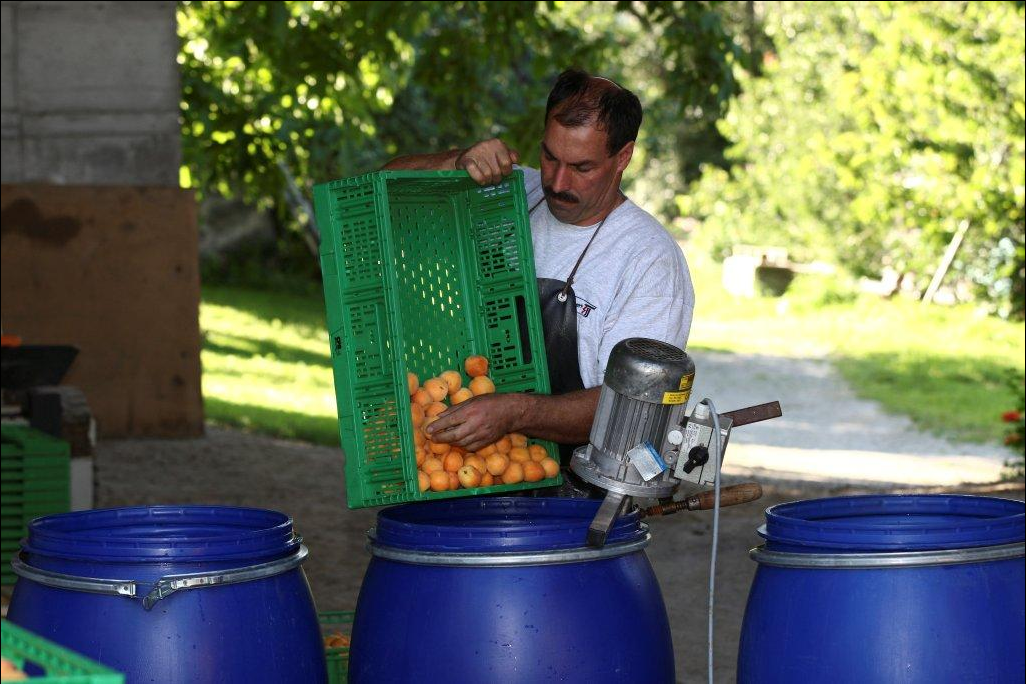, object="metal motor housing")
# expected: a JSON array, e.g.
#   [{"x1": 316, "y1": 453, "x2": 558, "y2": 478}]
[{"x1": 571, "y1": 338, "x2": 695, "y2": 498}]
